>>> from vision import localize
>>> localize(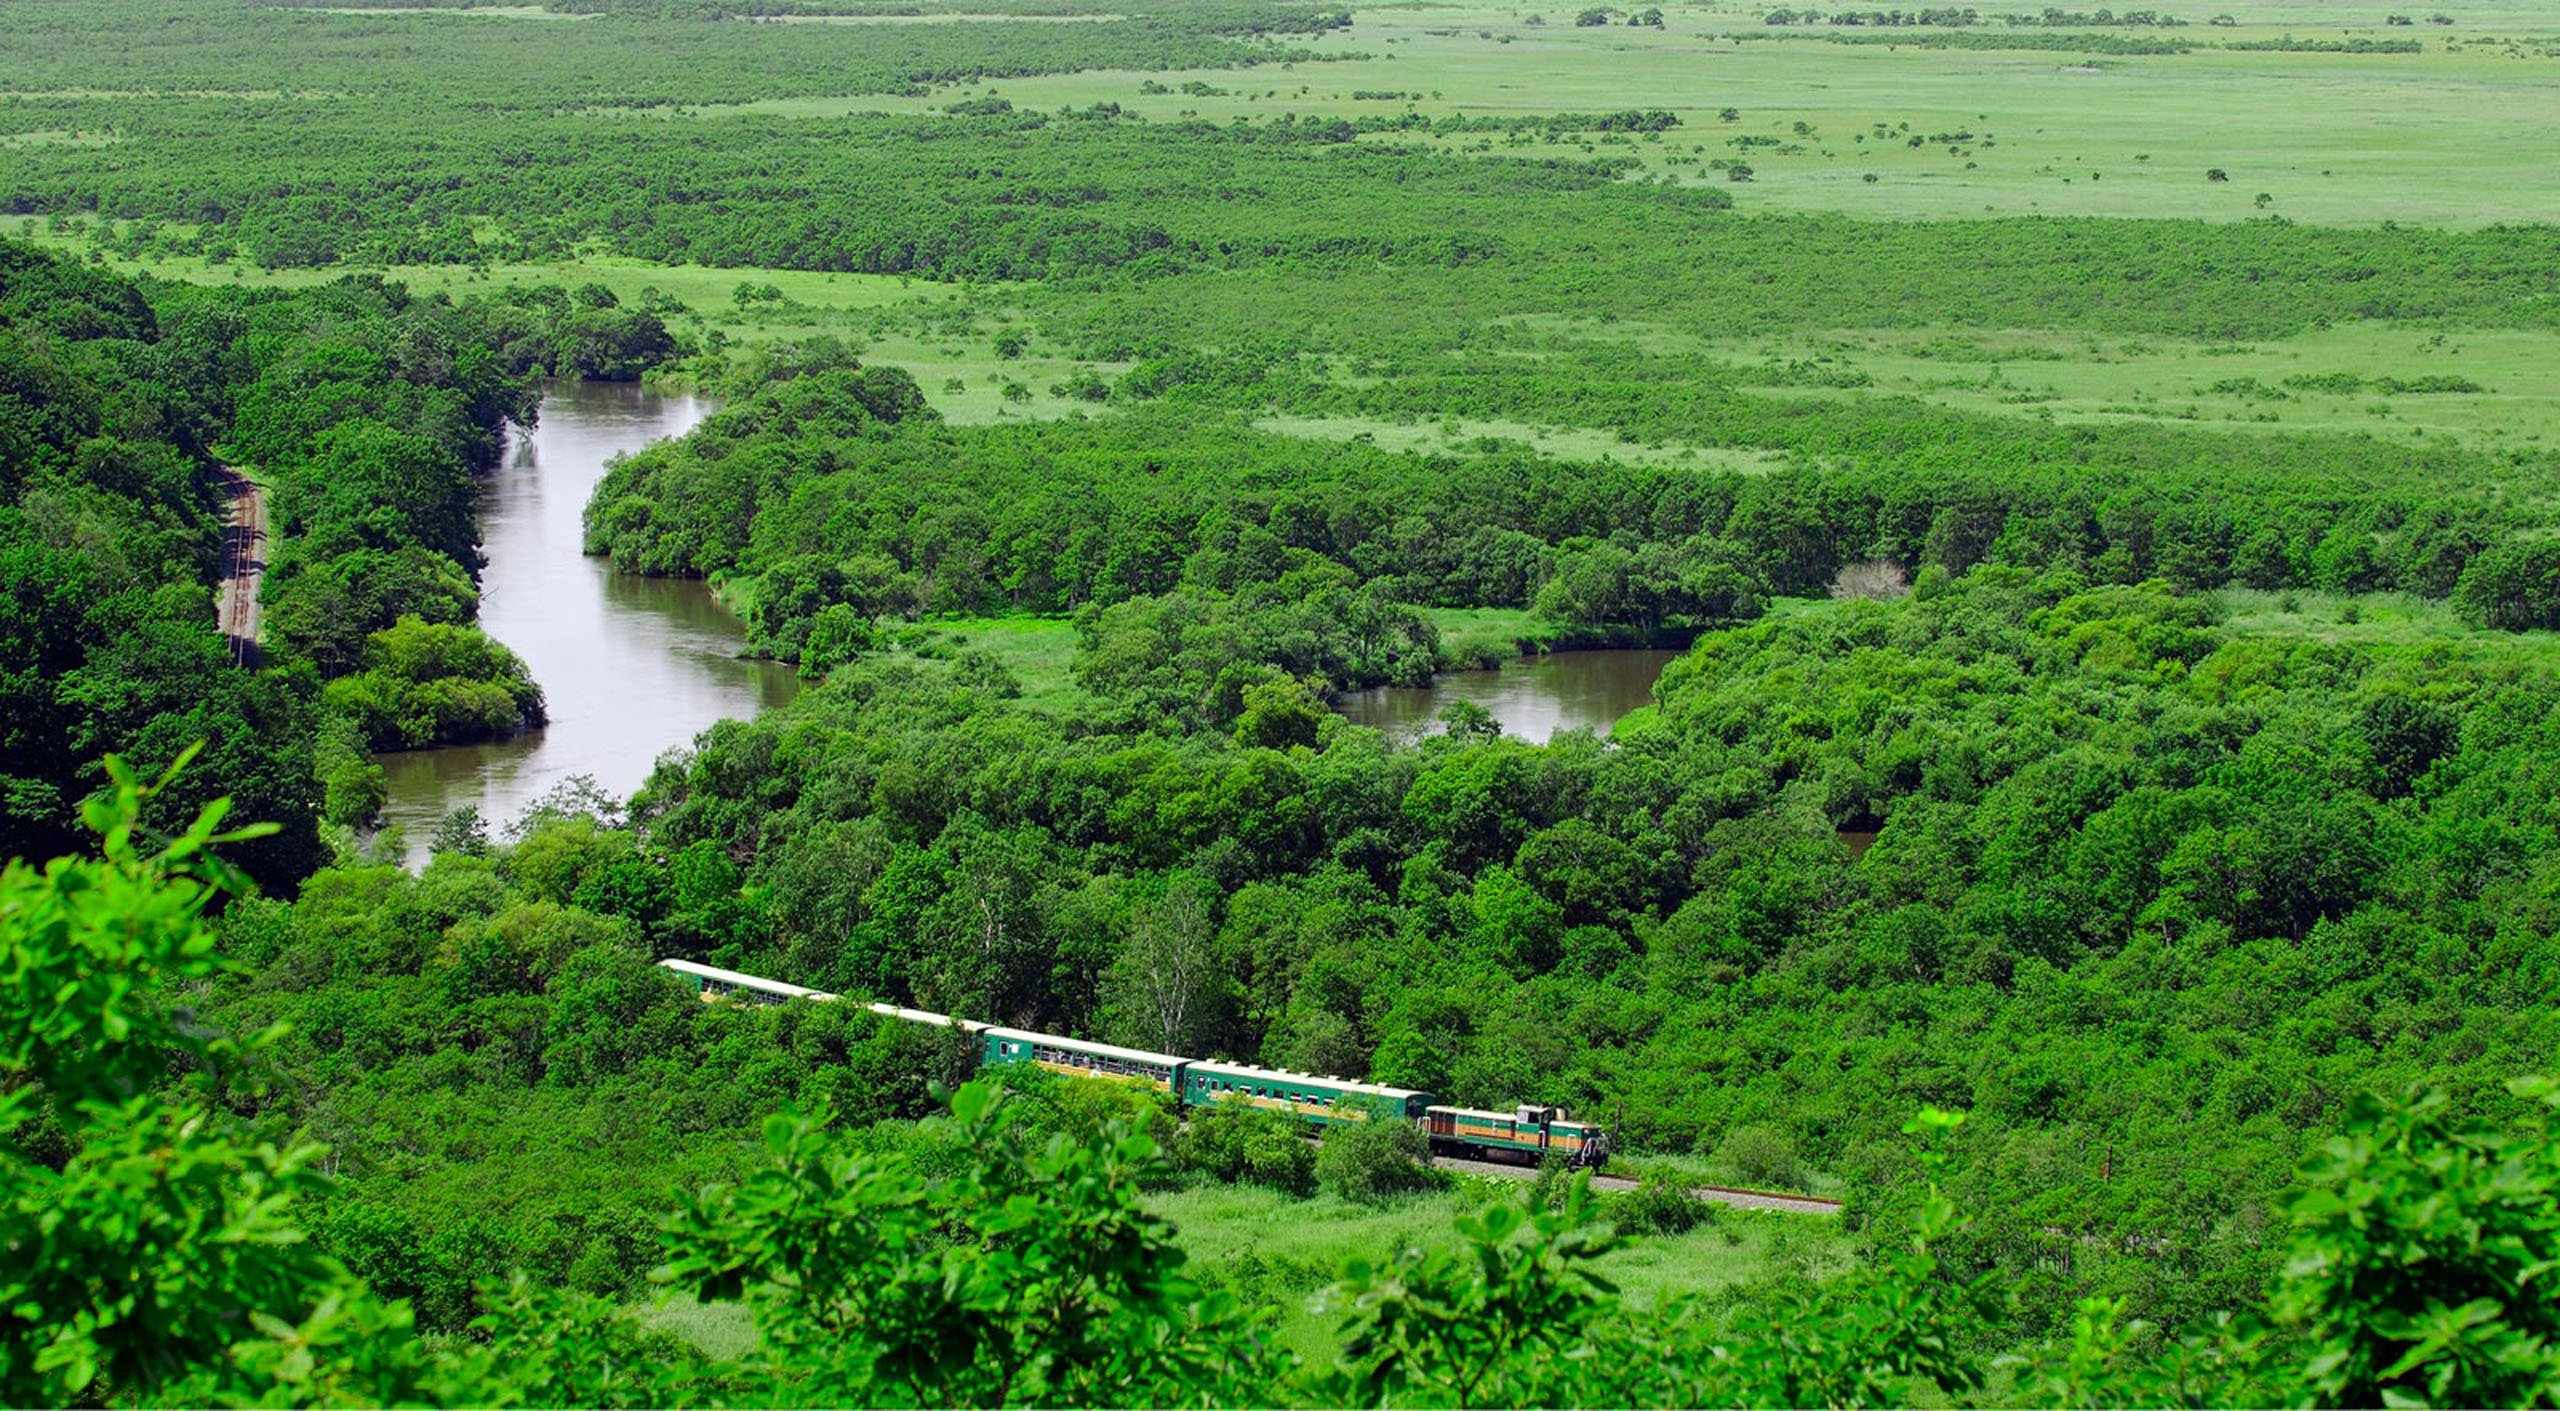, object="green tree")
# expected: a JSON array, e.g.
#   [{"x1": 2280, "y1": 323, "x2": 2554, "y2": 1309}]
[
  {"x1": 1315, "y1": 1111, "x2": 1440, "y2": 1202},
  {"x1": 0, "y1": 751, "x2": 435, "y2": 1404},
  {"x1": 2272, "y1": 1080, "x2": 2560, "y2": 1409},
  {"x1": 2451, "y1": 539, "x2": 2560, "y2": 631},
  {"x1": 1235, "y1": 674, "x2": 1331, "y2": 749},
  {"x1": 659, "y1": 1081, "x2": 1278, "y2": 1406}
]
